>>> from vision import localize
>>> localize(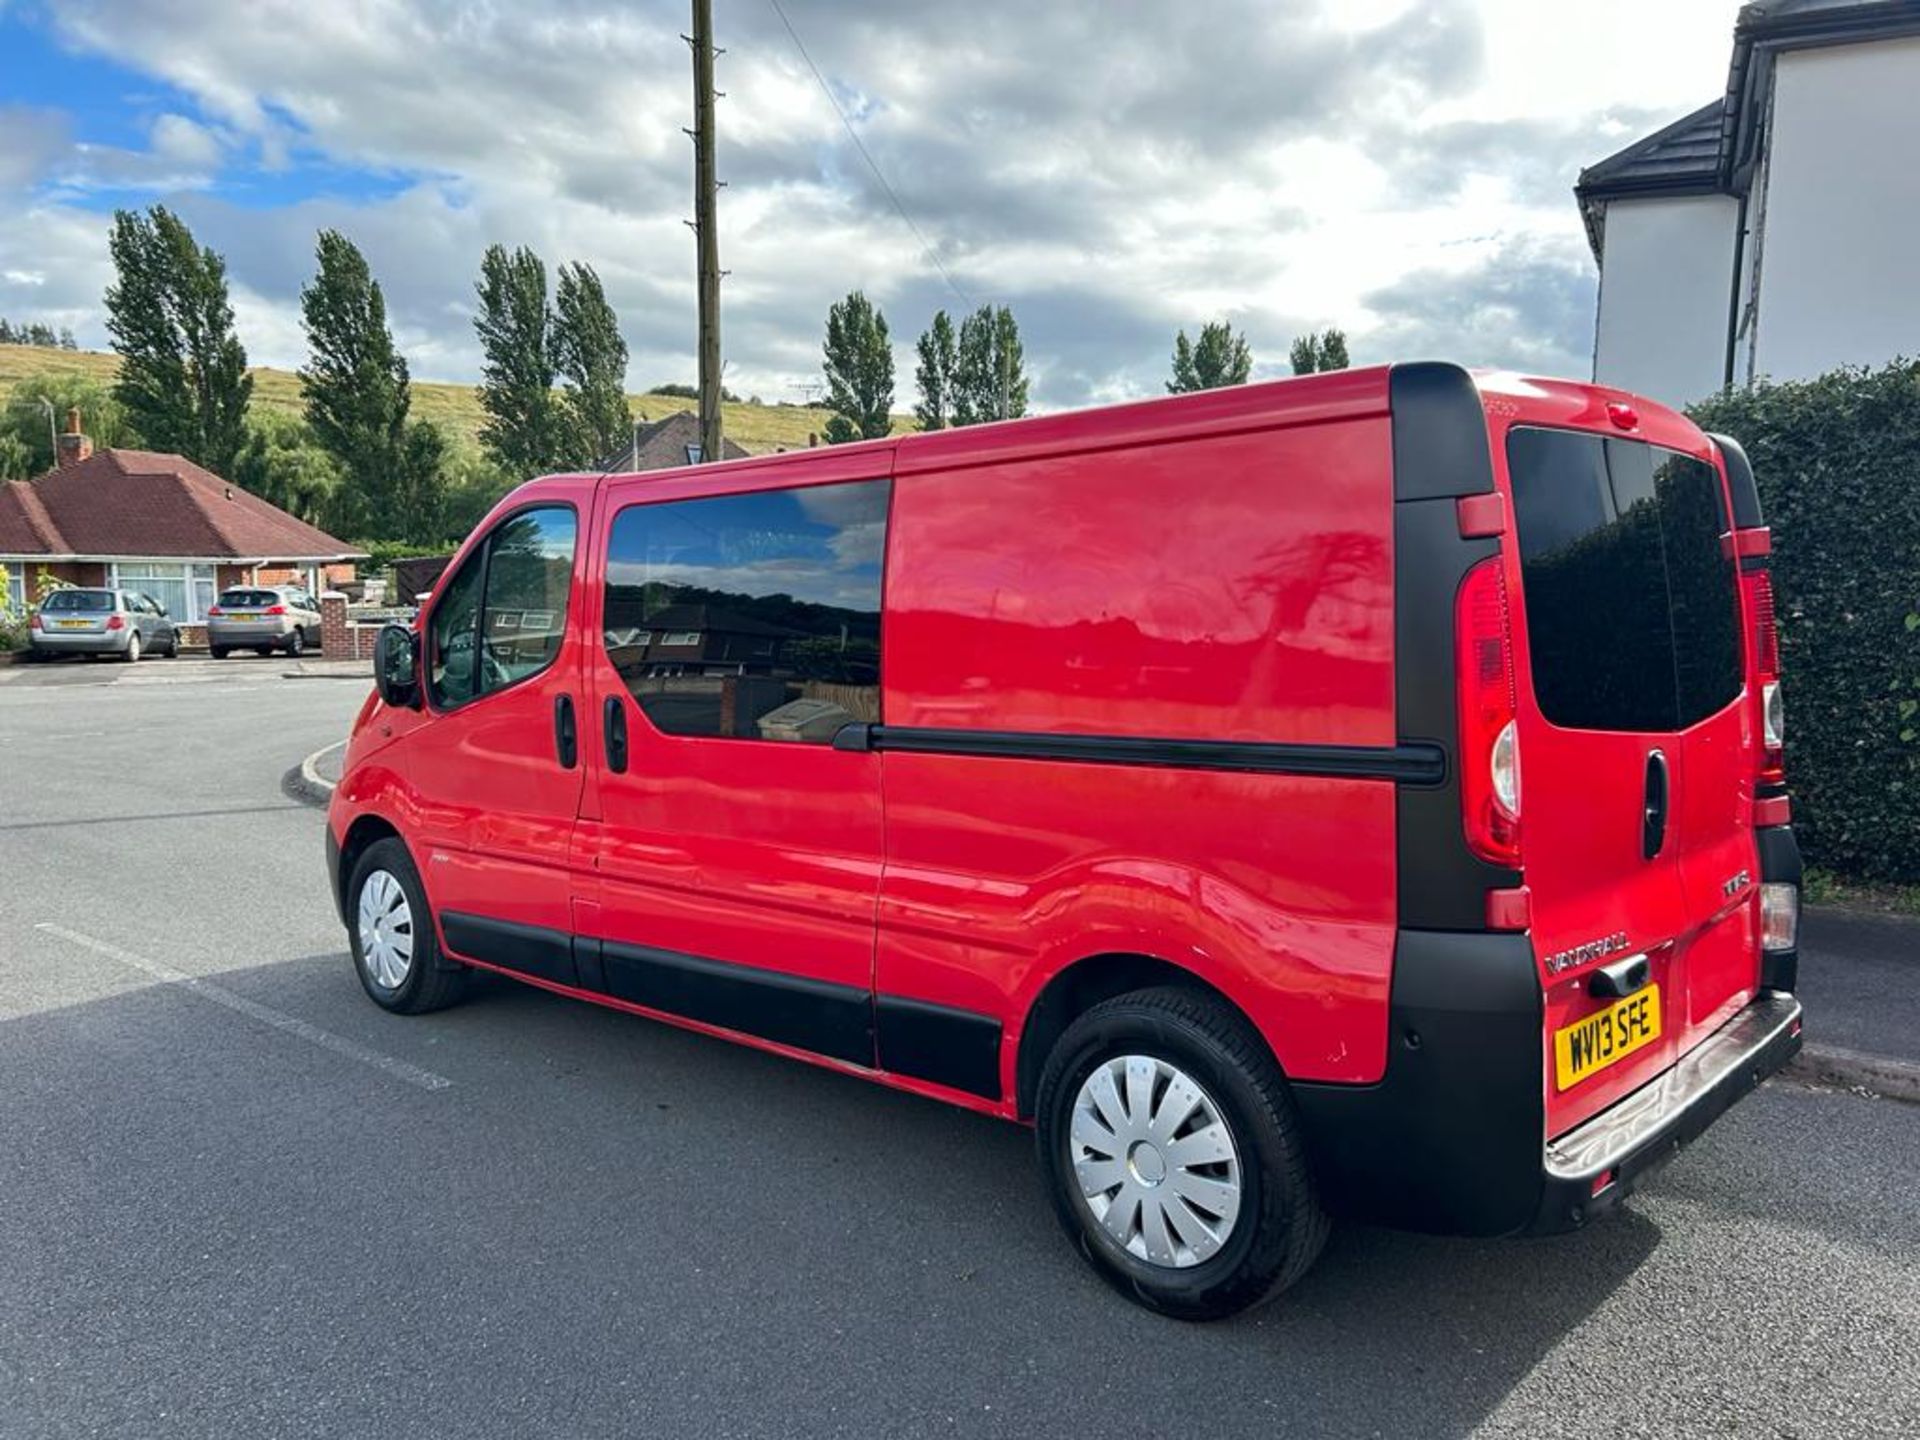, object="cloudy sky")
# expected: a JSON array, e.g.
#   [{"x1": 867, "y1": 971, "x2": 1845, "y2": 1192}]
[{"x1": 0, "y1": 0, "x2": 1746, "y2": 410}]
